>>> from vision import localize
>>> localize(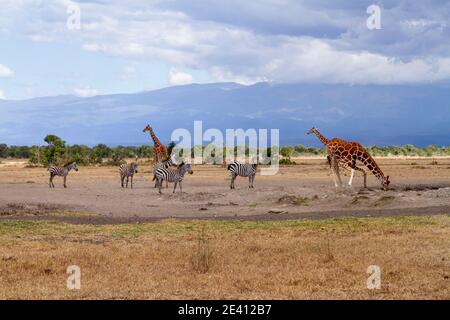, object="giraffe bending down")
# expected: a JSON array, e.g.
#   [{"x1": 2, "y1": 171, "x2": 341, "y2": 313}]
[
  {"x1": 307, "y1": 127, "x2": 390, "y2": 191},
  {"x1": 143, "y1": 124, "x2": 168, "y2": 163}
]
